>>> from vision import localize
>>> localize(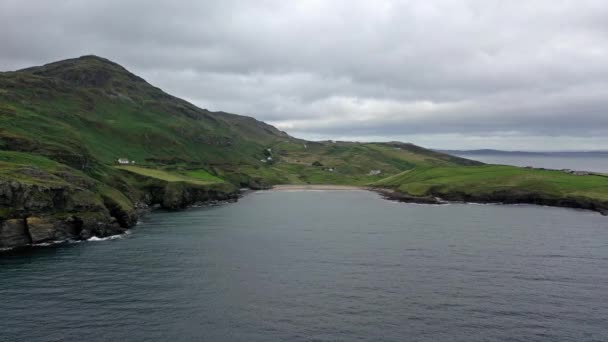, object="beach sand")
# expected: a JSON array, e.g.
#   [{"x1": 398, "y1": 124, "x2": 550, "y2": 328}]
[{"x1": 270, "y1": 184, "x2": 367, "y2": 191}]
